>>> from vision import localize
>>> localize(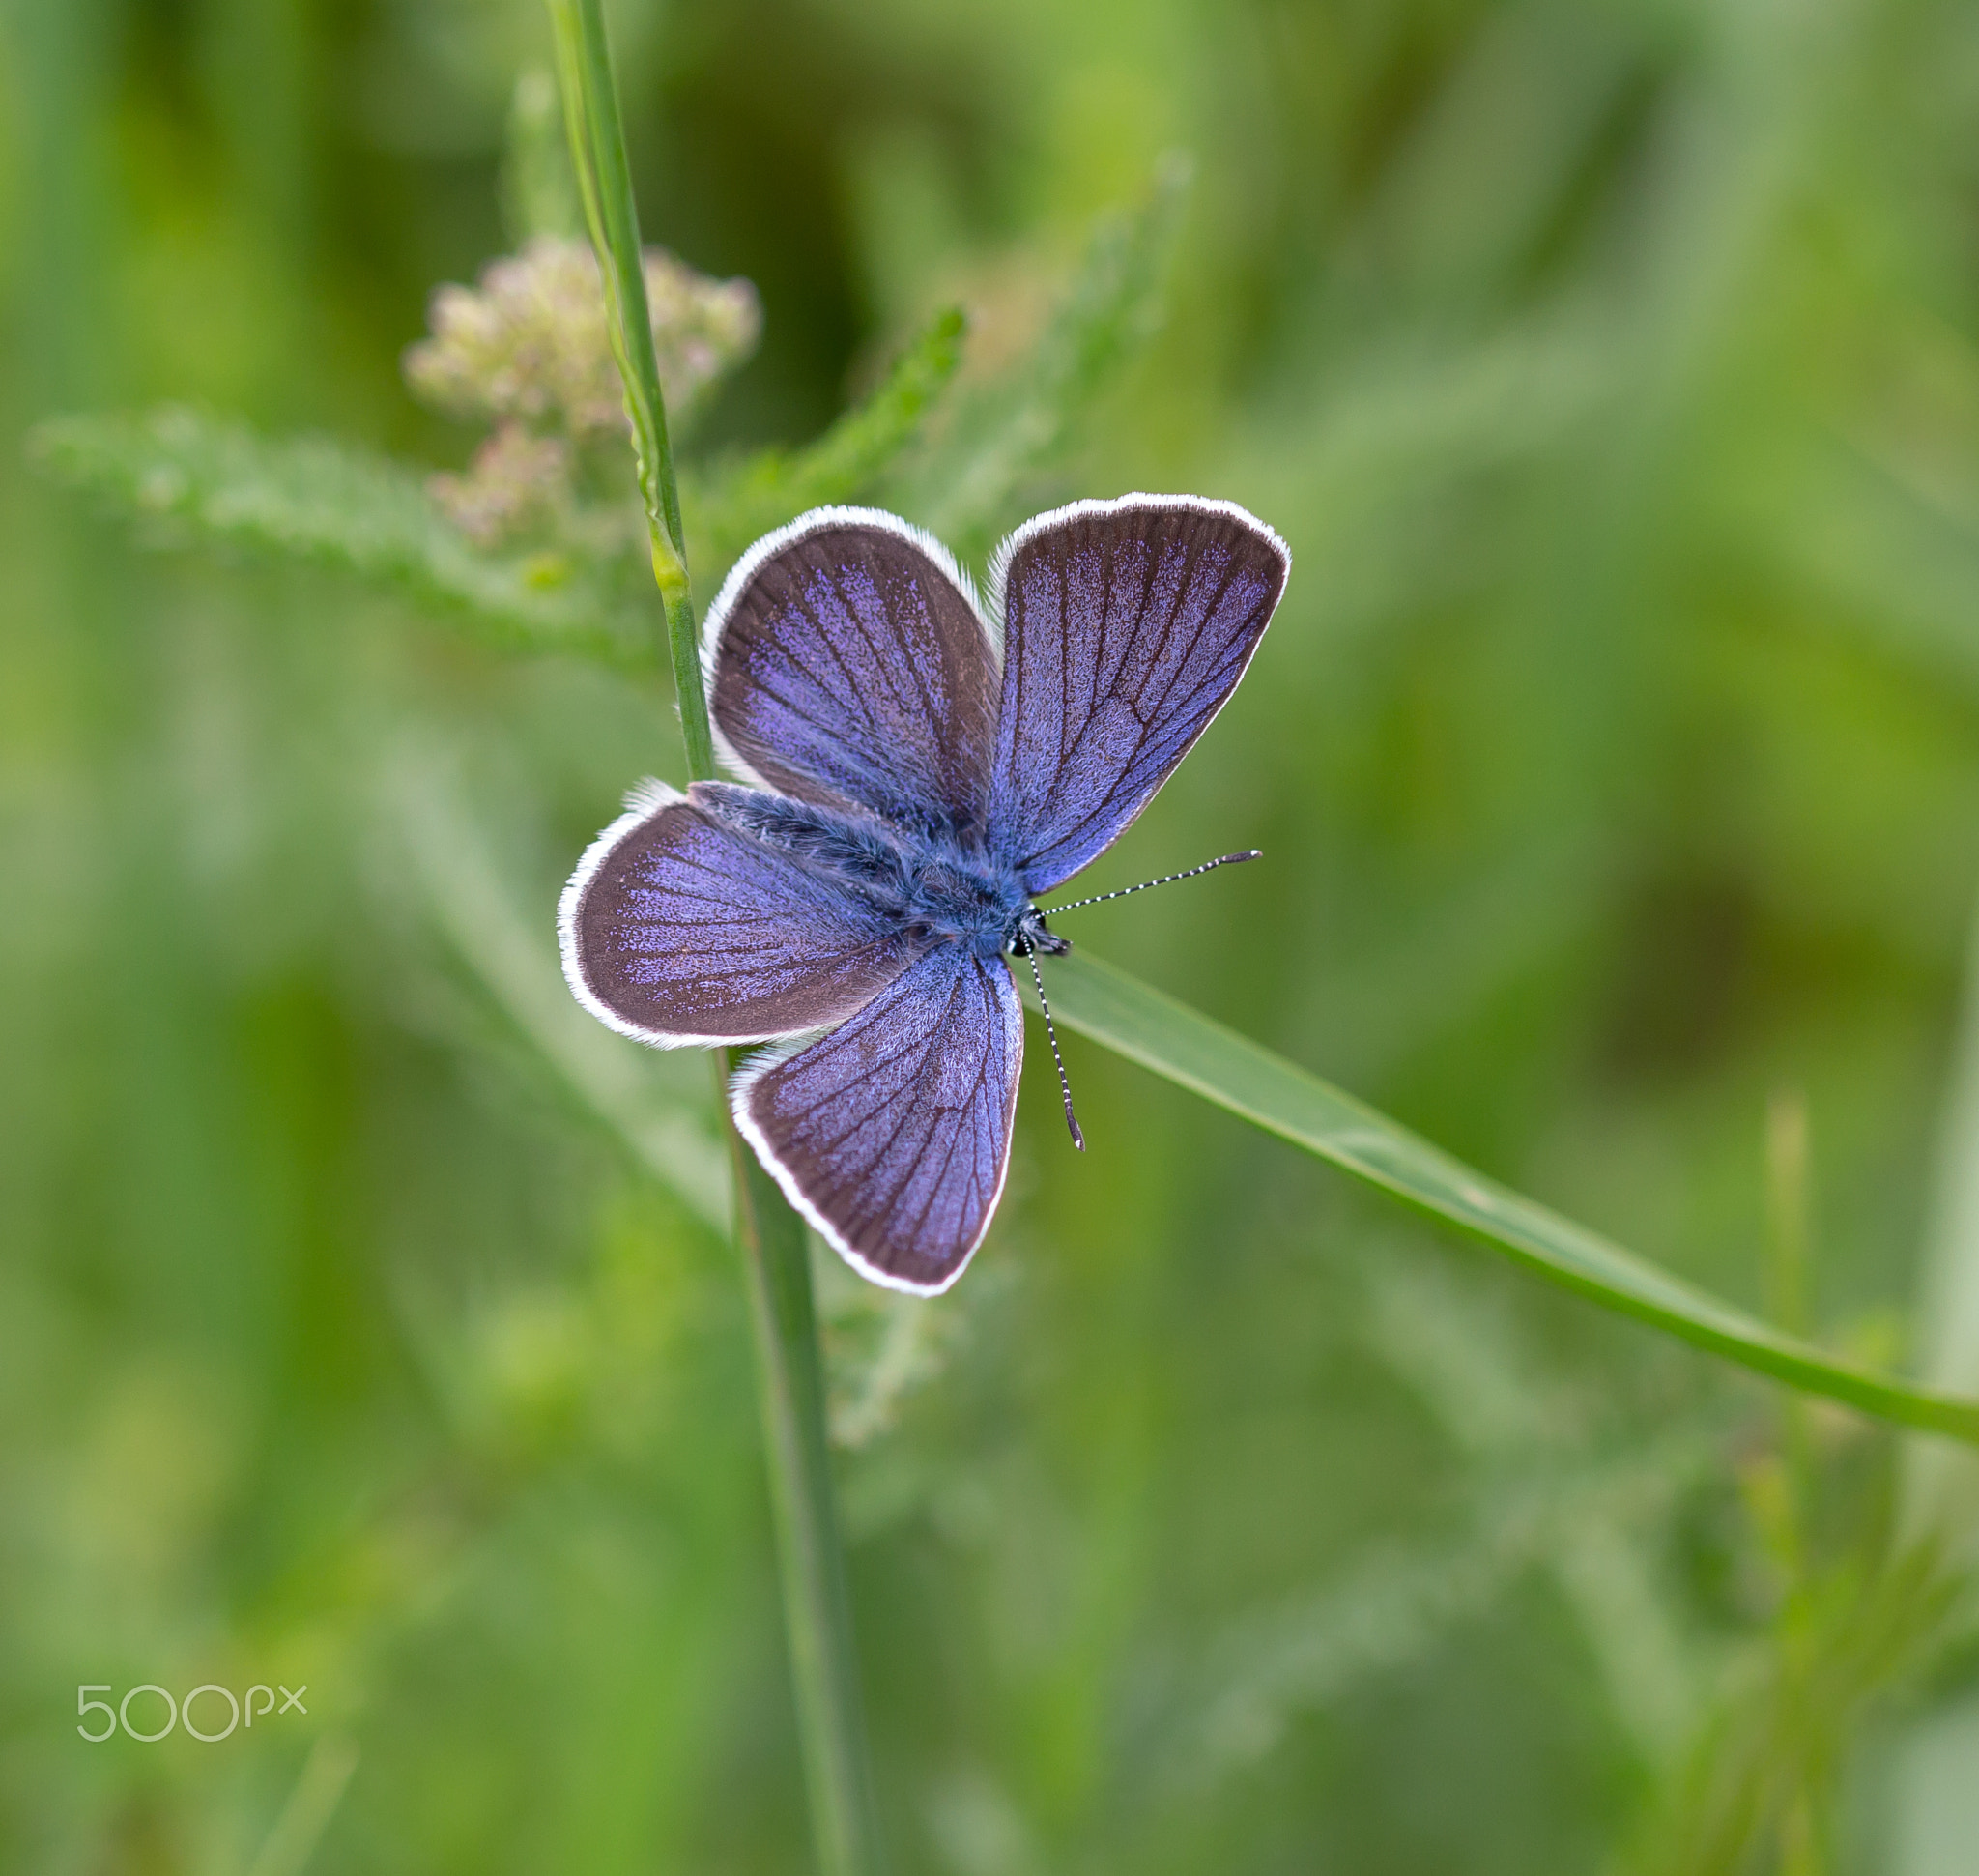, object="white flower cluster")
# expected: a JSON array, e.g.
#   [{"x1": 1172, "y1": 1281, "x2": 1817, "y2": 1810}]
[
  {"x1": 407, "y1": 237, "x2": 760, "y2": 544},
  {"x1": 425, "y1": 425, "x2": 573, "y2": 548}
]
